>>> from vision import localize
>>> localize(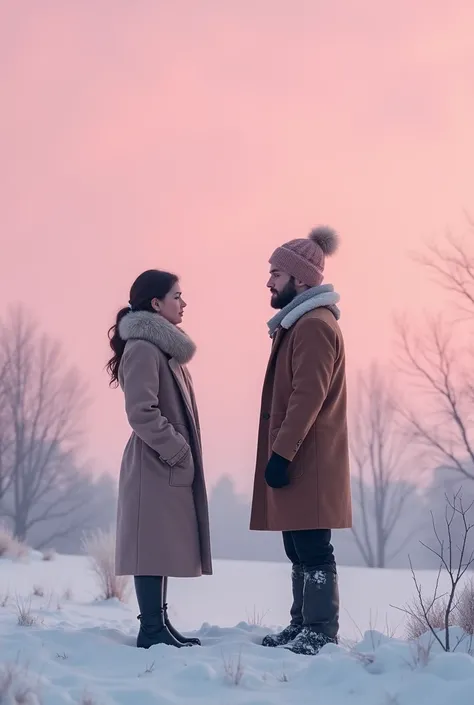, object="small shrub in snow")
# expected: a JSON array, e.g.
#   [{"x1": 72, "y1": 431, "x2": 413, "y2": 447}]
[
  {"x1": 82, "y1": 528, "x2": 130, "y2": 602},
  {"x1": 1, "y1": 591, "x2": 10, "y2": 607},
  {"x1": 222, "y1": 650, "x2": 244, "y2": 686},
  {"x1": 0, "y1": 525, "x2": 29, "y2": 560},
  {"x1": 0, "y1": 662, "x2": 42, "y2": 704},
  {"x1": 0, "y1": 527, "x2": 11, "y2": 557},
  {"x1": 16, "y1": 597, "x2": 37, "y2": 627},
  {"x1": 454, "y1": 579, "x2": 474, "y2": 636},
  {"x1": 32, "y1": 585, "x2": 44, "y2": 598},
  {"x1": 404, "y1": 595, "x2": 453, "y2": 641},
  {"x1": 396, "y1": 492, "x2": 474, "y2": 652},
  {"x1": 41, "y1": 549, "x2": 56, "y2": 562}
]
